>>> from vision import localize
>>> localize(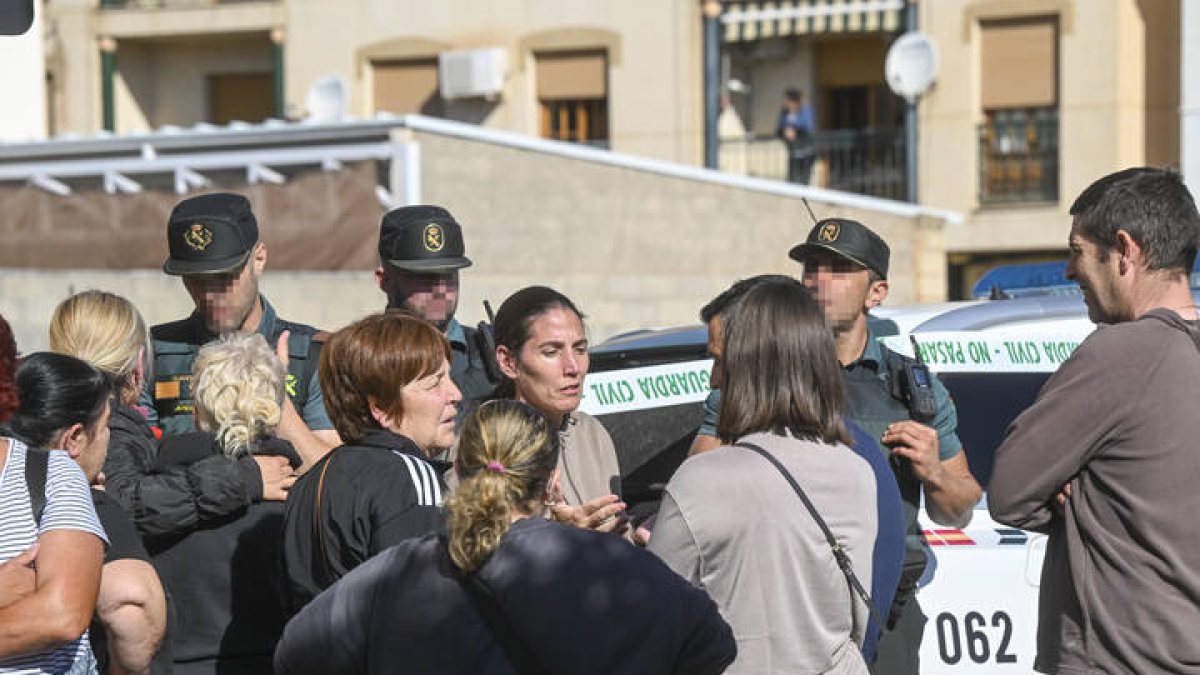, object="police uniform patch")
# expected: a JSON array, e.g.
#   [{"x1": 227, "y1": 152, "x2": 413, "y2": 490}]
[
  {"x1": 156, "y1": 380, "x2": 181, "y2": 400},
  {"x1": 184, "y1": 223, "x2": 214, "y2": 251},
  {"x1": 818, "y1": 221, "x2": 840, "y2": 243},
  {"x1": 423, "y1": 223, "x2": 445, "y2": 252}
]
